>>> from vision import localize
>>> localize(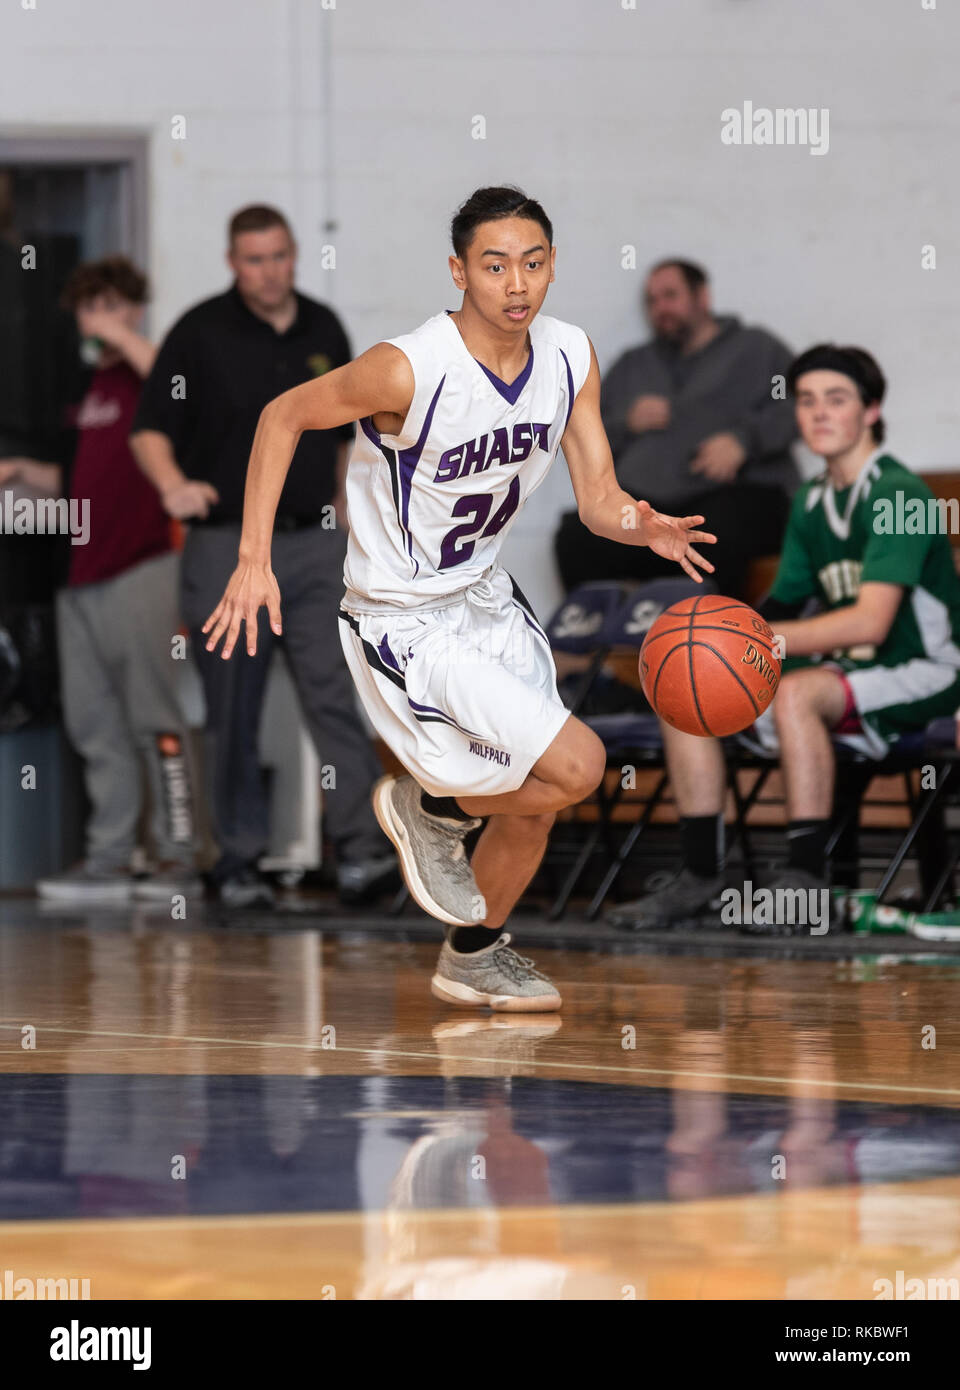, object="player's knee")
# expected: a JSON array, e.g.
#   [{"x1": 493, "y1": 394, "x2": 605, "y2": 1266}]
[
  {"x1": 774, "y1": 670, "x2": 818, "y2": 717},
  {"x1": 570, "y1": 730, "x2": 606, "y2": 801},
  {"x1": 540, "y1": 720, "x2": 606, "y2": 805}
]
